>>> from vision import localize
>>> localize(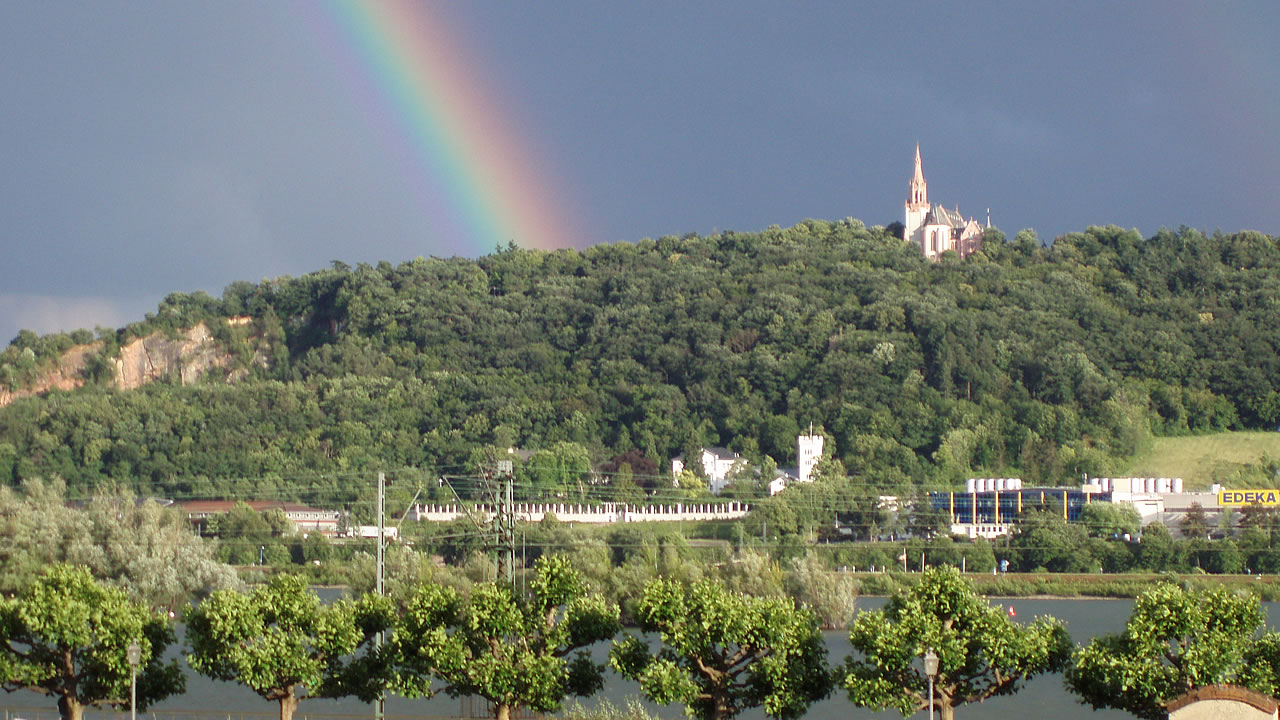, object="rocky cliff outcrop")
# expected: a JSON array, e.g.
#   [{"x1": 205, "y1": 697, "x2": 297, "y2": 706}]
[
  {"x1": 0, "y1": 319, "x2": 265, "y2": 408},
  {"x1": 114, "y1": 323, "x2": 238, "y2": 389},
  {"x1": 0, "y1": 342, "x2": 98, "y2": 407}
]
